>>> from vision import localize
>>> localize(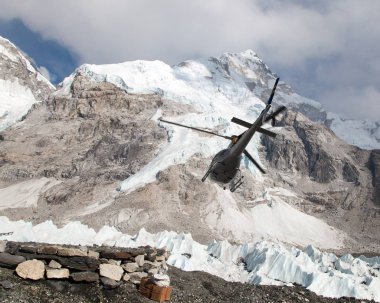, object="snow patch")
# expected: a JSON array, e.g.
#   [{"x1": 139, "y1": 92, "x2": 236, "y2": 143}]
[
  {"x1": 0, "y1": 79, "x2": 38, "y2": 131},
  {"x1": 203, "y1": 186, "x2": 345, "y2": 249},
  {"x1": 0, "y1": 178, "x2": 61, "y2": 210}
]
